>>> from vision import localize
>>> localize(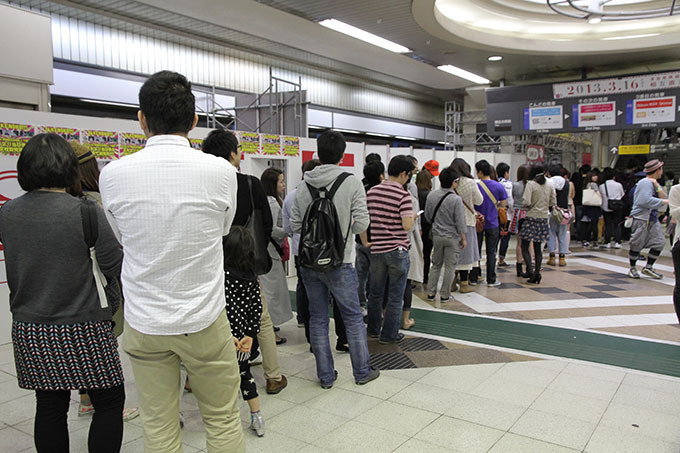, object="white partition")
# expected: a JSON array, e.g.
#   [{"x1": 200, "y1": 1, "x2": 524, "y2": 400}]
[
  {"x1": 388, "y1": 146, "x2": 412, "y2": 160},
  {"x1": 413, "y1": 148, "x2": 435, "y2": 169}
]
